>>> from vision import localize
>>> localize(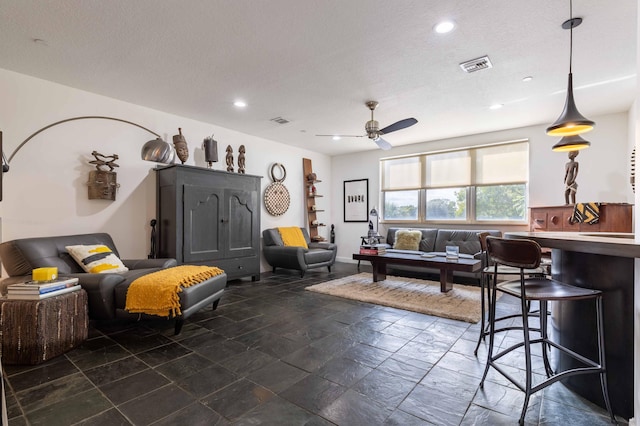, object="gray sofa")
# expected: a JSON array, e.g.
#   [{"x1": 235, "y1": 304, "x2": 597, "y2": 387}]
[
  {"x1": 381, "y1": 227, "x2": 502, "y2": 282},
  {"x1": 263, "y1": 227, "x2": 337, "y2": 277},
  {"x1": 0, "y1": 233, "x2": 227, "y2": 334}
]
